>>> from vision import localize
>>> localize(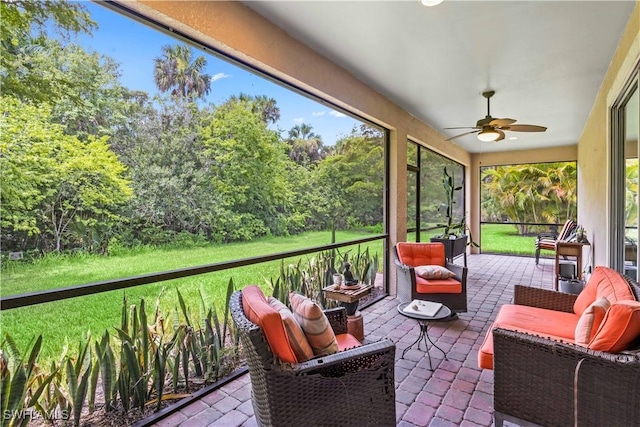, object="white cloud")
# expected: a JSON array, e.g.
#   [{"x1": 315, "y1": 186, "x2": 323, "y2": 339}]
[
  {"x1": 329, "y1": 111, "x2": 346, "y2": 118},
  {"x1": 312, "y1": 111, "x2": 326, "y2": 117},
  {"x1": 293, "y1": 117, "x2": 304, "y2": 124},
  {"x1": 211, "y1": 72, "x2": 230, "y2": 82}
]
